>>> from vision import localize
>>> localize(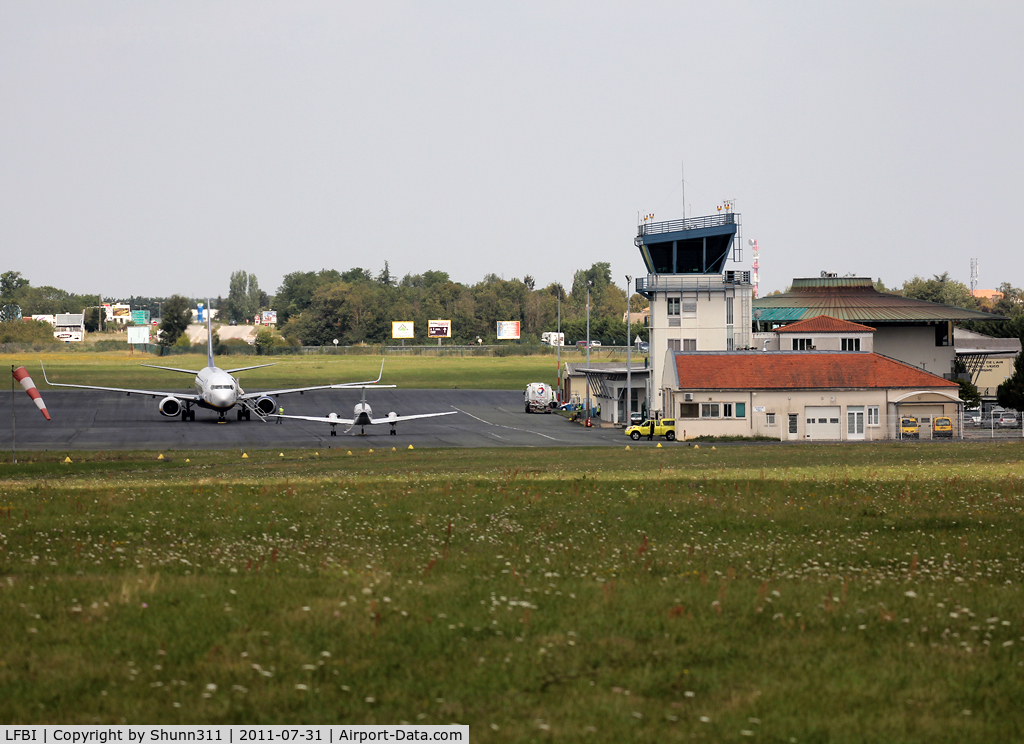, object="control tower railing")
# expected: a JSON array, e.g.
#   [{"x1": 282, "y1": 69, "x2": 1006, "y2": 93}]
[
  {"x1": 637, "y1": 212, "x2": 737, "y2": 237},
  {"x1": 636, "y1": 271, "x2": 751, "y2": 295}
]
